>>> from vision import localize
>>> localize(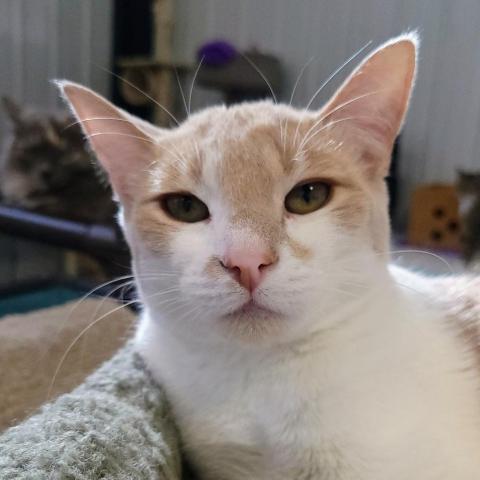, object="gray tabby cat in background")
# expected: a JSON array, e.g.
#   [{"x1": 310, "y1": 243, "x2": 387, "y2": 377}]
[
  {"x1": 0, "y1": 97, "x2": 115, "y2": 224},
  {"x1": 457, "y1": 170, "x2": 480, "y2": 265}
]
